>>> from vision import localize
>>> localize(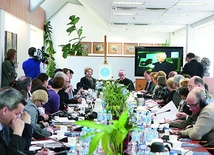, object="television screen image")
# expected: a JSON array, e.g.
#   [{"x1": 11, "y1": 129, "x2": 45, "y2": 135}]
[{"x1": 135, "y1": 46, "x2": 183, "y2": 76}]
